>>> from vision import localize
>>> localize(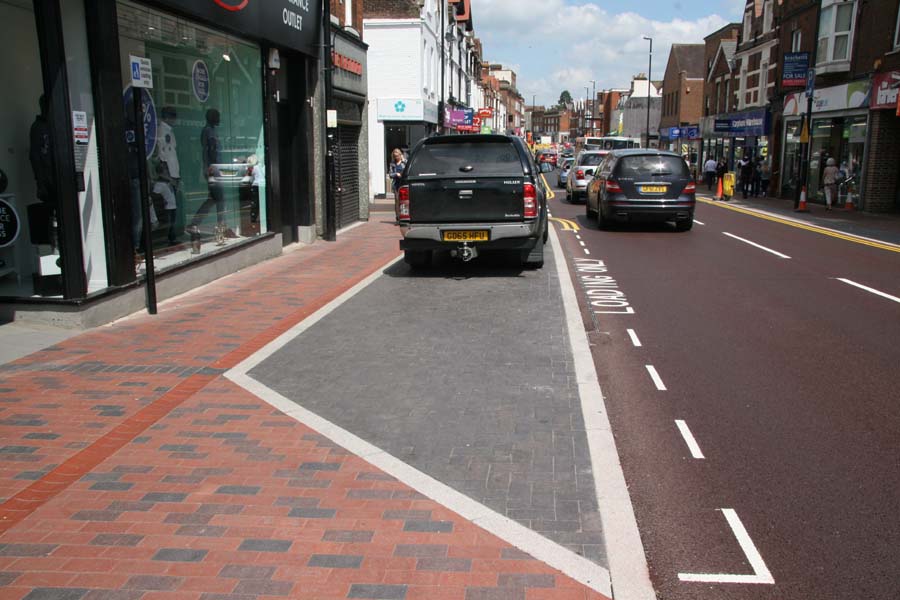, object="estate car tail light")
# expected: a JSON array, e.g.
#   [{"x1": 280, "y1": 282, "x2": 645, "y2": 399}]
[
  {"x1": 523, "y1": 183, "x2": 538, "y2": 218},
  {"x1": 398, "y1": 185, "x2": 410, "y2": 220},
  {"x1": 575, "y1": 169, "x2": 585, "y2": 180},
  {"x1": 605, "y1": 180, "x2": 623, "y2": 194},
  {"x1": 684, "y1": 181, "x2": 696, "y2": 194}
]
